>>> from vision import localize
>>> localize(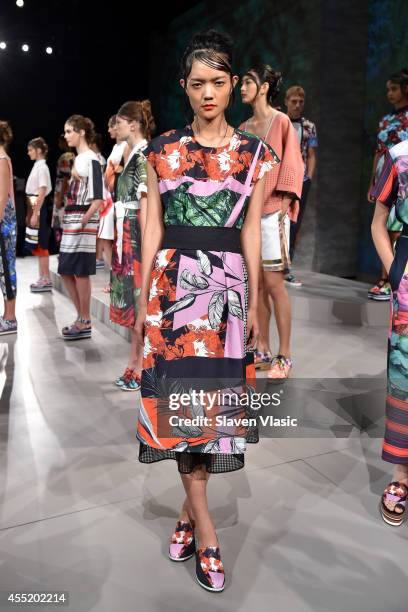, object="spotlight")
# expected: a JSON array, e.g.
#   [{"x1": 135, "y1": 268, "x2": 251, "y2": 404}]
[
  {"x1": 16, "y1": 0, "x2": 24, "y2": 6},
  {"x1": 22, "y1": 44, "x2": 29, "y2": 52},
  {"x1": 45, "y1": 46, "x2": 53, "y2": 55},
  {"x1": 0, "y1": 42, "x2": 6, "y2": 50}
]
